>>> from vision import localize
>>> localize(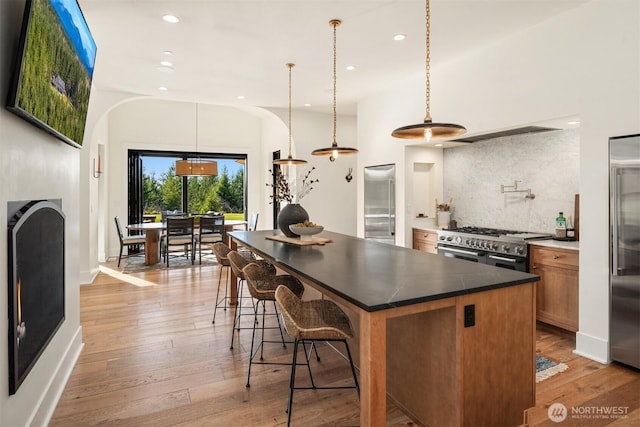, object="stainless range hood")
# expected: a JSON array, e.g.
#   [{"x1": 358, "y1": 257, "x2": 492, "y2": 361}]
[{"x1": 450, "y1": 125, "x2": 559, "y2": 143}]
